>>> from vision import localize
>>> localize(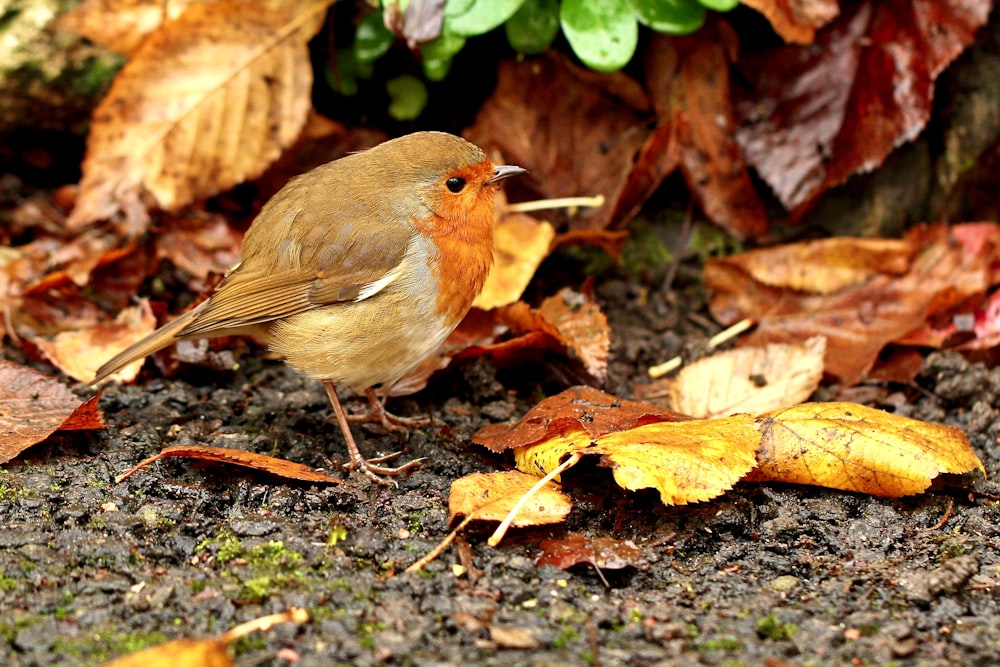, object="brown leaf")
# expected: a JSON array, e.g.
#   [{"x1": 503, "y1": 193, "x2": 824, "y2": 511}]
[
  {"x1": 116, "y1": 444, "x2": 346, "y2": 484},
  {"x1": 0, "y1": 361, "x2": 105, "y2": 464},
  {"x1": 645, "y1": 24, "x2": 768, "y2": 239},
  {"x1": 706, "y1": 225, "x2": 996, "y2": 383},
  {"x1": 466, "y1": 53, "x2": 650, "y2": 230},
  {"x1": 34, "y1": 300, "x2": 157, "y2": 382},
  {"x1": 746, "y1": 402, "x2": 986, "y2": 497},
  {"x1": 669, "y1": 336, "x2": 825, "y2": 418},
  {"x1": 474, "y1": 385, "x2": 689, "y2": 453},
  {"x1": 536, "y1": 532, "x2": 641, "y2": 571},
  {"x1": 68, "y1": 0, "x2": 333, "y2": 232},
  {"x1": 448, "y1": 471, "x2": 572, "y2": 527},
  {"x1": 155, "y1": 214, "x2": 242, "y2": 284},
  {"x1": 537, "y1": 288, "x2": 610, "y2": 382},
  {"x1": 740, "y1": 0, "x2": 840, "y2": 44},
  {"x1": 735, "y1": 0, "x2": 990, "y2": 214},
  {"x1": 56, "y1": 0, "x2": 198, "y2": 56}
]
